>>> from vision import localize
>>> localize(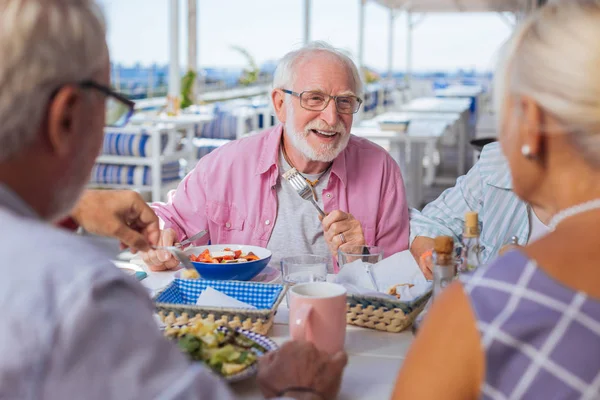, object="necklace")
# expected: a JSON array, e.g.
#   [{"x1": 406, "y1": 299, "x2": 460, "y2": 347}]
[
  {"x1": 280, "y1": 140, "x2": 332, "y2": 201},
  {"x1": 548, "y1": 199, "x2": 600, "y2": 231}
]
